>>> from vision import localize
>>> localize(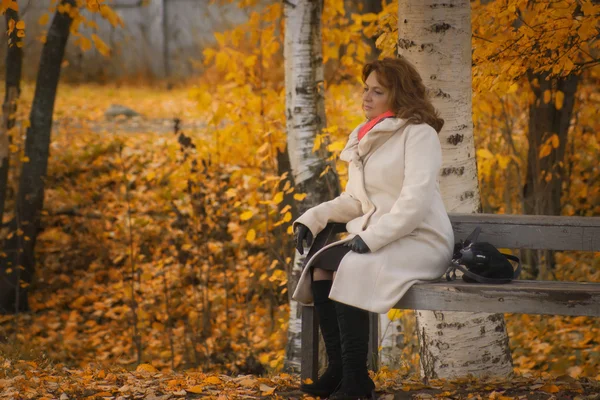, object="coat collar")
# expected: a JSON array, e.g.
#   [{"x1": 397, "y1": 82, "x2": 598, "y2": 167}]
[{"x1": 340, "y1": 118, "x2": 408, "y2": 162}]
